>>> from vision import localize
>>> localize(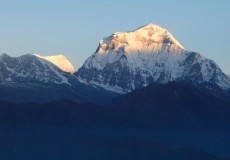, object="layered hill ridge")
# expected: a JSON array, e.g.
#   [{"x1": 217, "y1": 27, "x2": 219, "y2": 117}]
[
  {"x1": 77, "y1": 24, "x2": 230, "y2": 93},
  {"x1": 34, "y1": 54, "x2": 75, "y2": 73}
]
